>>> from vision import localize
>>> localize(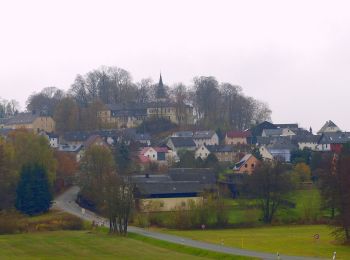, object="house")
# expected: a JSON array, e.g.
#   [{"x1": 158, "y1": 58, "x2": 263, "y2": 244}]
[
  {"x1": 193, "y1": 131, "x2": 219, "y2": 147},
  {"x1": 249, "y1": 121, "x2": 276, "y2": 144},
  {"x1": 195, "y1": 144, "x2": 236, "y2": 162},
  {"x1": 259, "y1": 143, "x2": 297, "y2": 162},
  {"x1": 261, "y1": 128, "x2": 296, "y2": 137},
  {"x1": 292, "y1": 134, "x2": 320, "y2": 151},
  {"x1": 62, "y1": 131, "x2": 91, "y2": 146},
  {"x1": 83, "y1": 135, "x2": 109, "y2": 150},
  {"x1": 132, "y1": 168, "x2": 216, "y2": 212},
  {"x1": 4, "y1": 112, "x2": 55, "y2": 133},
  {"x1": 39, "y1": 132, "x2": 59, "y2": 148},
  {"x1": 139, "y1": 146, "x2": 175, "y2": 164},
  {"x1": 58, "y1": 144, "x2": 84, "y2": 162},
  {"x1": 233, "y1": 154, "x2": 259, "y2": 174},
  {"x1": 317, "y1": 120, "x2": 341, "y2": 134},
  {"x1": 225, "y1": 131, "x2": 251, "y2": 145},
  {"x1": 166, "y1": 137, "x2": 196, "y2": 152},
  {"x1": 316, "y1": 132, "x2": 350, "y2": 152},
  {"x1": 134, "y1": 133, "x2": 152, "y2": 146}
]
